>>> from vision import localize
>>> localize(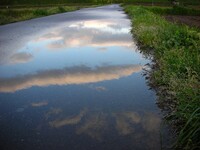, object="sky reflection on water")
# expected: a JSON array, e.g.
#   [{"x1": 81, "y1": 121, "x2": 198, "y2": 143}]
[{"x1": 0, "y1": 5, "x2": 166, "y2": 150}]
